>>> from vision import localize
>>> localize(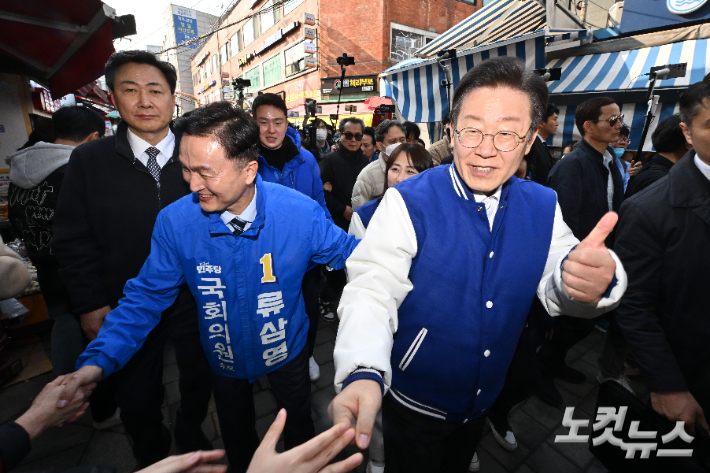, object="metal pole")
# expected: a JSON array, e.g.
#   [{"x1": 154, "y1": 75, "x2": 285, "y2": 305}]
[{"x1": 636, "y1": 69, "x2": 667, "y2": 163}]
